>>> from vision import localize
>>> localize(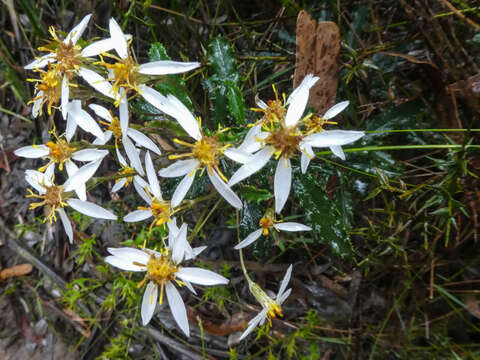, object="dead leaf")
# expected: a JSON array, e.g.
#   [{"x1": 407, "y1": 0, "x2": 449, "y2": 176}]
[
  {"x1": 0, "y1": 263, "x2": 33, "y2": 282},
  {"x1": 187, "y1": 306, "x2": 247, "y2": 336},
  {"x1": 294, "y1": 10, "x2": 341, "y2": 114}
]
